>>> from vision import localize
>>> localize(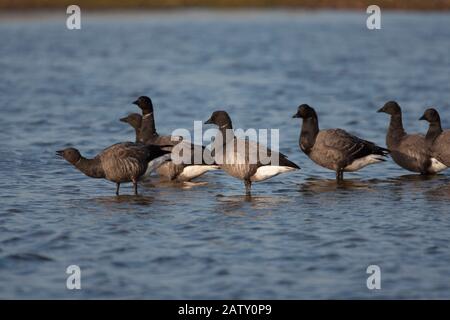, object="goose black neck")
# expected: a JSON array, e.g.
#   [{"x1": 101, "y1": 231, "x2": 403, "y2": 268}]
[
  {"x1": 217, "y1": 122, "x2": 234, "y2": 145},
  {"x1": 141, "y1": 113, "x2": 158, "y2": 140},
  {"x1": 387, "y1": 114, "x2": 406, "y2": 146},
  {"x1": 425, "y1": 120, "x2": 443, "y2": 144},
  {"x1": 134, "y1": 127, "x2": 142, "y2": 144},
  {"x1": 300, "y1": 117, "x2": 319, "y2": 154},
  {"x1": 142, "y1": 108, "x2": 152, "y2": 116},
  {"x1": 75, "y1": 157, "x2": 105, "y2": 179}
]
